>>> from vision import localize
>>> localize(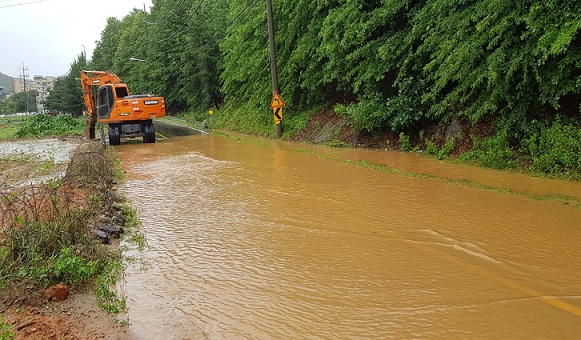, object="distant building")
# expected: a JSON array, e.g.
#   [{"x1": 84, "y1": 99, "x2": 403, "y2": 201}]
[{"x1": 12, "y1": 75, "x2": 56, "y2": 113}]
